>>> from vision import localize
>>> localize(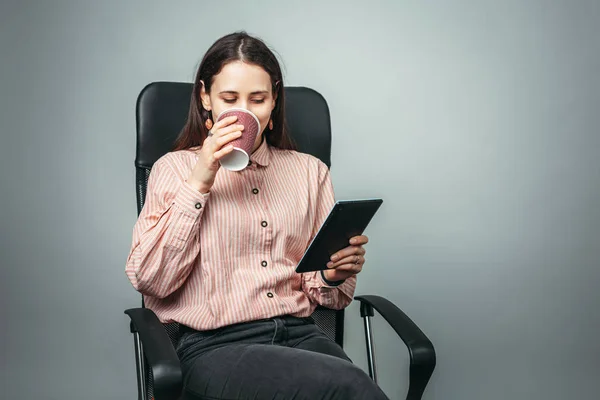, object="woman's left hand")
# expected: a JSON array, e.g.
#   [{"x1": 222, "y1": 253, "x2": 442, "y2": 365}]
[{"x1": 322, "y1": 235, "x2": 369, "y2": 282}]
